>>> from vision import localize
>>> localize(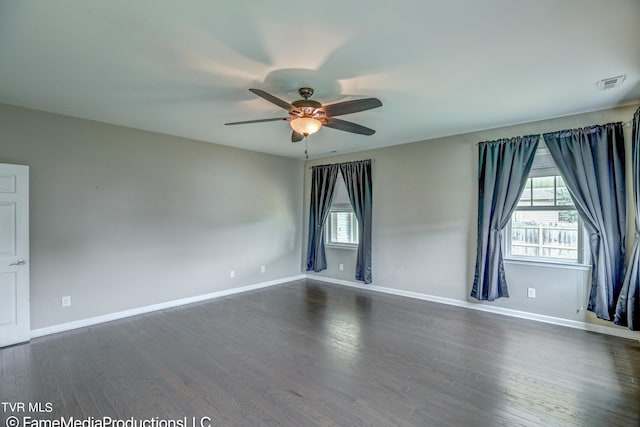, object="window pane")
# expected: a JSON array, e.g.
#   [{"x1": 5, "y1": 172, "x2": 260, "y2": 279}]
[
  {"x1": 531, "y1": 176, "x2": 555, "y2": 206},
  {"x1": 336, "y1": 212, "x2": 352, "y2": 242},
  {"x1": 518, "y1": 179, "x2": 532, "y2": 207},
  {"x1": 556, "y1": 176, "x2": 574, "y2": 206},
  {"x1": 330, "y1": 213, "x2": 339, "y2": 242},
  {"x1": 511, "y1": 209, "x2": 579, "y2": 261},
  {"x1": 328, "y1": 211, "x2": 358, "y2": 245}
]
